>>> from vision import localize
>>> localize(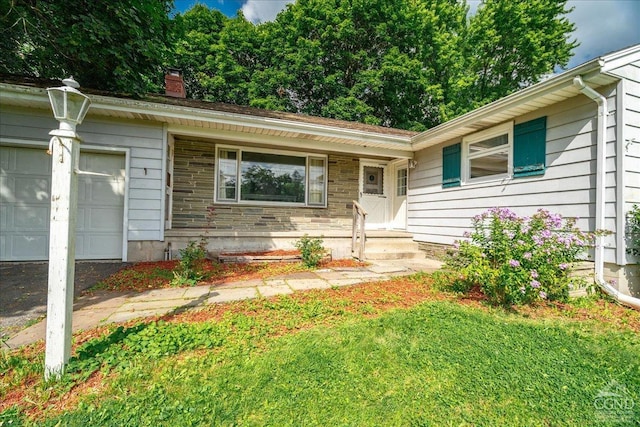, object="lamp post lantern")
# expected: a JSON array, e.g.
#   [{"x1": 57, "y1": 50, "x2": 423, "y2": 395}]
[{"x1": 44, "y1": 77, "x2": 91, "y2": 380}]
